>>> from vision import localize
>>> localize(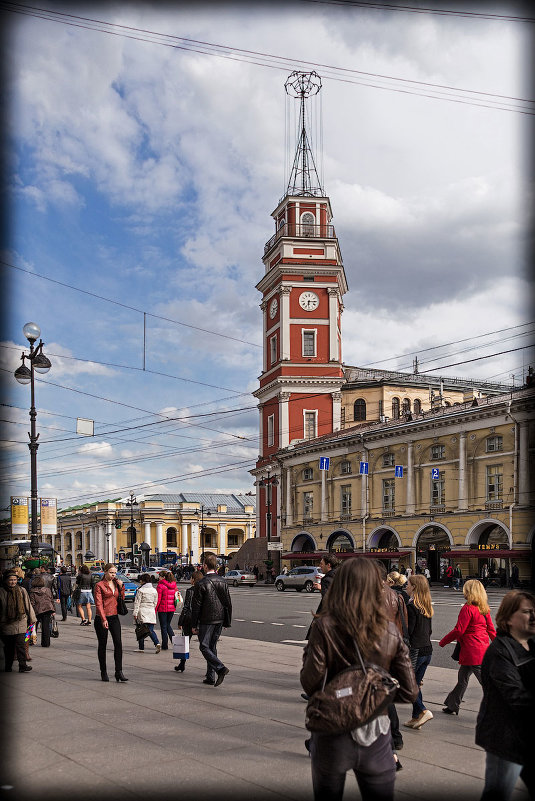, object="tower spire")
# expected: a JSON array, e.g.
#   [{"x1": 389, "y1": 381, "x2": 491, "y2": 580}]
[{"x1": 285, "y1": 71, "x2": 323, "y2": 197}]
